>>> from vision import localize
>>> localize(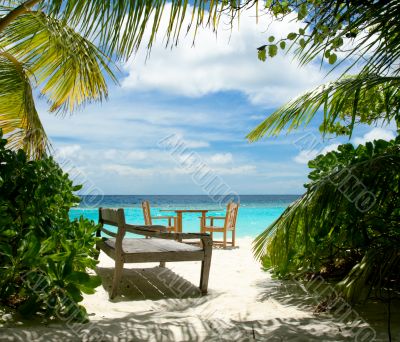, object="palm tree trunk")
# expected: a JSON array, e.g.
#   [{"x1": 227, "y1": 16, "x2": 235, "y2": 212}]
[{"x1": 0, "y1": 0, "x2": 42, "y2": 33}]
